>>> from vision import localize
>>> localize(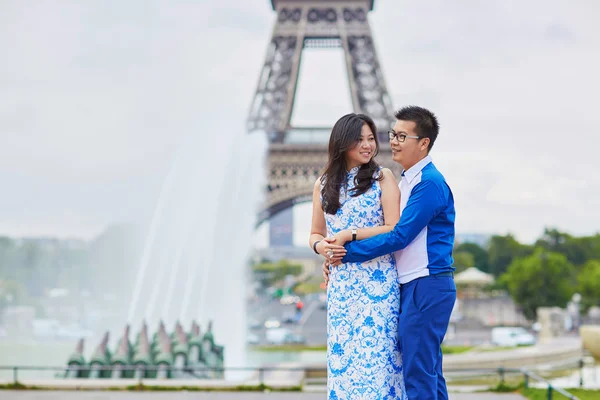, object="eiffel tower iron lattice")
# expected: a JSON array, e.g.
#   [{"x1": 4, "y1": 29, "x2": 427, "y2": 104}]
[{"x1": 248, "y1": 0, "x2": 401, "y2": 226}]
